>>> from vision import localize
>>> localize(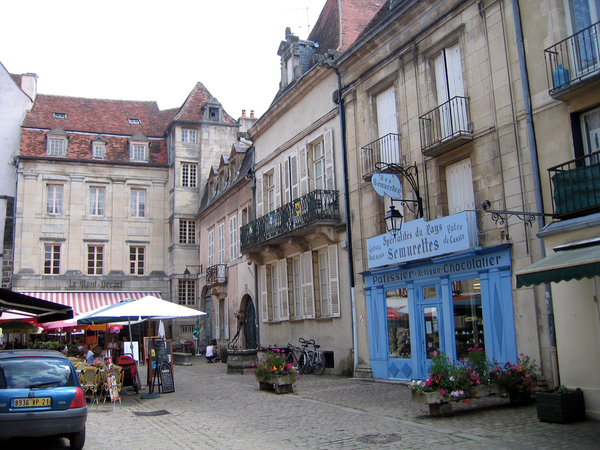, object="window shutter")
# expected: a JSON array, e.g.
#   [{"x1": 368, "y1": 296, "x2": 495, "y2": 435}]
[
  {"x1": 215, "y1": 300, "x2": 221, "y2": 339},
  {"x1": 301, "y1": 250, "x2": 315, "y2": 319},
  {"x1": 278, "y1": 259, "x2": 289, "y2": 320},
  {"x1": 328, "y1": 245, "x2": 340, "y2": 317},
  {"x1": 446, "y1": 44, "x2": 464, "y2": 98},
  {"x1": 446, "y1": 159, "x2": 475, "y2": 214},
  {"x1": 284, "y1": 158, "x2": 290, "y2": 204},
  {"x1": 298, "y1": 146, "x2": 309, "y2": 196},
  {"x1": 435, "y1": 52, "x2": 449, "y2": 105},
  {"x1": 376, "y1": 88, "x2": 399, "y2": 164},
  {"x1": 323, "y1": 129, "x2": 335, "y2": 190},
  {"x1": 238, "y1": 210, "x2": 243, "y2": 258},
  {"x1": 256, "y1": 174, "x2": 263, "y2": 218},
  {"x1": 290, "y1": 151, "x2": 299, "y2": 200},
  {"x1": 260, "y1": 265, "x2": 268, "y2": 323},
  {"x1": 274, "y1": 163, "x2": 281, "y2": 208},
  {"x1": 224, "y1": 297, "x2": 229, "y2": 339}
]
